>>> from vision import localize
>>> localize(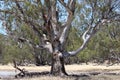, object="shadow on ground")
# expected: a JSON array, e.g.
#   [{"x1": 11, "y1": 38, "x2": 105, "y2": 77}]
[{"x1": 1, "y1": 71, "x2": 120, "y2": 80}]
